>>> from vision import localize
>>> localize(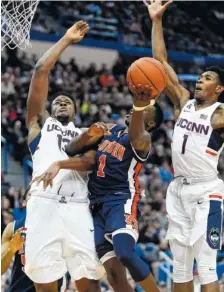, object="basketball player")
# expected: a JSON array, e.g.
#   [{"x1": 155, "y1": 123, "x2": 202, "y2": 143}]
[
  {"x1": 1, "y1": 220, "x2": 31, "y2": 292},
  {"x1": 32, "y1": 86, "x2": 164, "y2": 292},
  {"x1": 25, "y1": 21, "x2": 104, "y2": 292},
  {"x1": 1, "y1": 191, "x2": 65, "y2": 292},
  {"x1": 144, "y1": 0, "x2": 224, "y2": 291}
]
